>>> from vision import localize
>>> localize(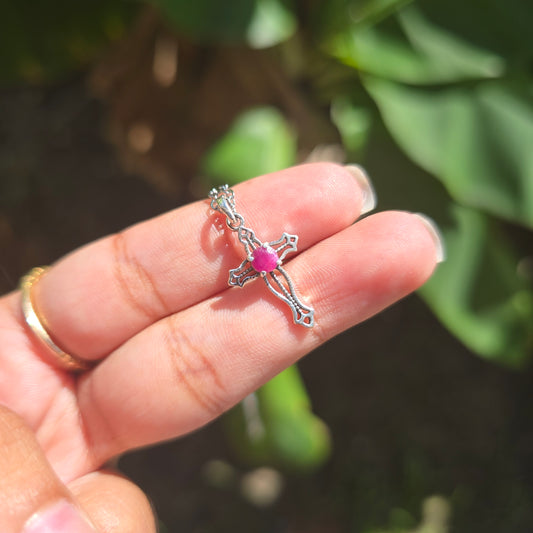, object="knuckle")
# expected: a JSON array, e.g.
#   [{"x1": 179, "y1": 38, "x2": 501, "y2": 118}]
[
  {"x1": 309, "y1": 318, "x2": 328, "y2": 346},
  {"x1": 163, "y1": 316, "x2": 227, "y2": 418},
  {"x1": 111, "y1": 232, "x2": 170, "y2": 321}
]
